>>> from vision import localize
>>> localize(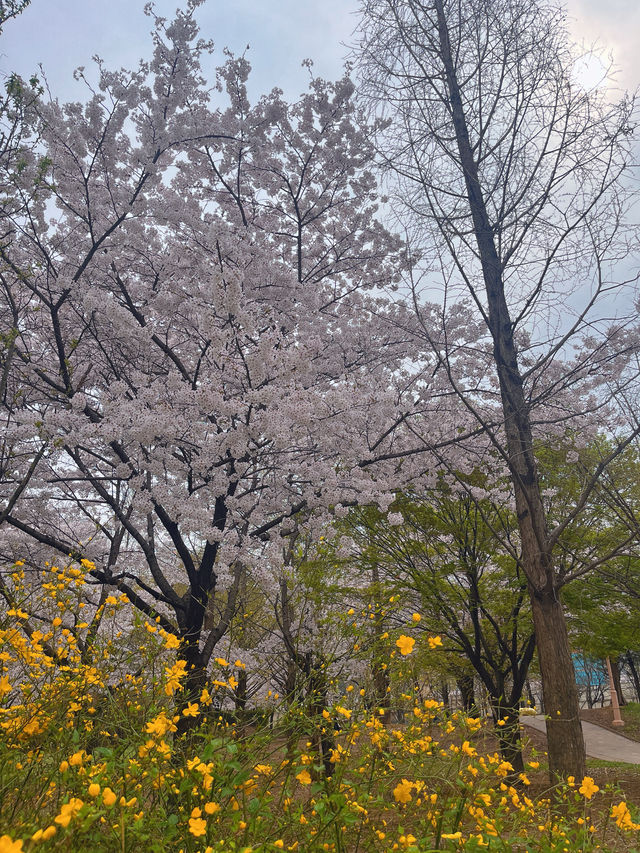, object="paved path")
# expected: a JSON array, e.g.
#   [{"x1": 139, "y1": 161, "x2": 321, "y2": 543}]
[{"x1": 520, "y1": 714, "x2": 640, "y2": 764}]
